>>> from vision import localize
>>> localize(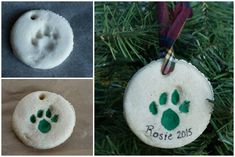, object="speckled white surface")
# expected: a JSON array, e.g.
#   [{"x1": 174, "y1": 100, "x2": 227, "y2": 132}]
[{"x1": 124, "y1": 59, "x2": 214, "y2": 148}]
